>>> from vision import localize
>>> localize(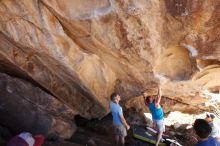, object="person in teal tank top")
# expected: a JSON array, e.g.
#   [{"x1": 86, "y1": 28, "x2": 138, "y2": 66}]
[{"x1": 143, "y1": 87, "x2": 165, "y2": 146}]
